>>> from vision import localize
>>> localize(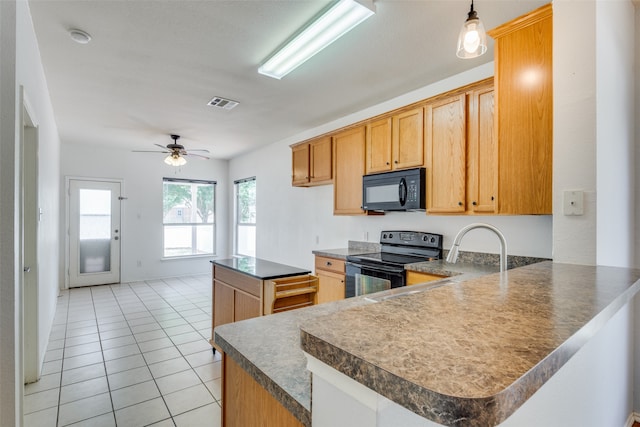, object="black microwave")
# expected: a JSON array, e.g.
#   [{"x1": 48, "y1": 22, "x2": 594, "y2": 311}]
[{"x1": 362, "y1": 168, "x2": 426, "y2": 211}]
